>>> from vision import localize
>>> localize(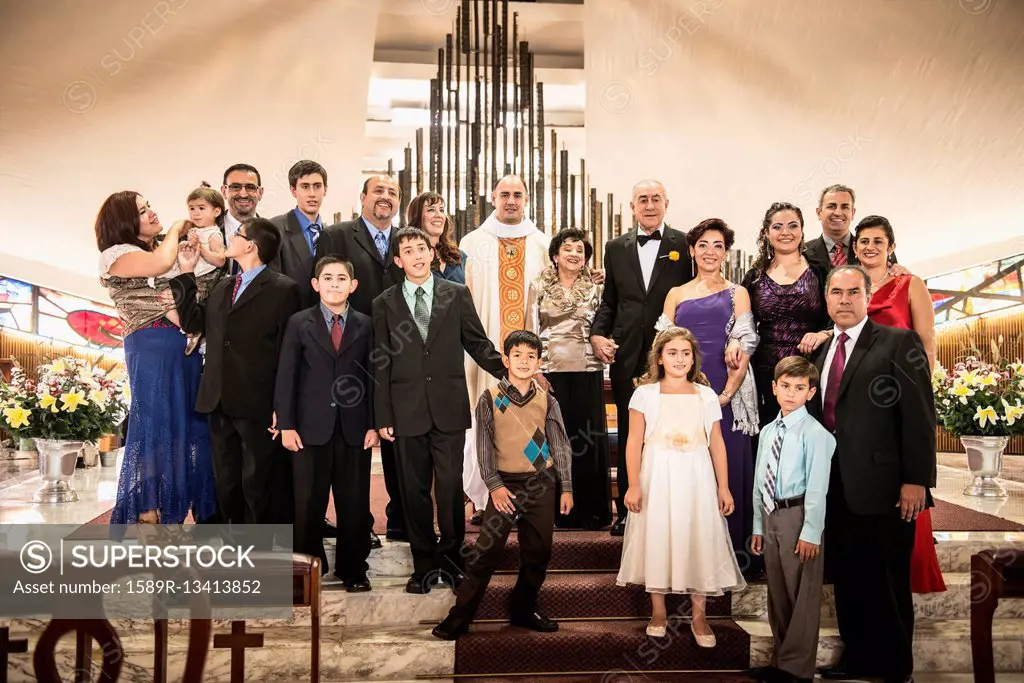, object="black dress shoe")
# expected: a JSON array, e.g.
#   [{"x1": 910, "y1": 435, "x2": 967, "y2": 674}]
[
  {"x1": 818, "y1": 664, "x2": 872, "y2": 680},
  {"x1": 510, "y1": 611, "x2": 558, "y2": 632},
  {"x1": 610, "y1": 519, "x2": 626, "y2": 536},
  {"x1": 746, "y1": 666, "x2": 780, "y2": 683},
  {"x1": 431, "y1": 614, "x2": 470, "y2": 640},
  {"x1": 369, "y1": 531, "x2": 382, "y2": 549},
  {"x1": 385, "y1": 528, "x2": 407, "y2": 542},
  {"x1": 405, "y1": 574, "x2": 433, "y2": 594},
  {"x1": 322, "y1": 518, "x2": 337, "y2": 539},
  {"x1": 469, "y1": 509, "x2": 485, "y2": 525},
  {"x1": 435, "y1": 570, "x2": 465, "y2": 590},
  {"x1": 344, "y1": 576, "x2": 371, "y2": 593}
]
